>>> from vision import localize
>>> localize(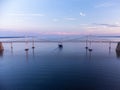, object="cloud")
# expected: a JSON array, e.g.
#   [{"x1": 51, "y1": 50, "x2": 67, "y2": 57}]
[
  {"x1": 93, "y1": 23, "x2": 120, "y2": 27},
  {"x1": 64, "y1": 18, "x2": 76, "y2": 21},
  {"x1": 53, "y1": 18, "x2": 59, "y2": 22},
  {"x1": 95, "y1": 2, "x2": 114, "y2": 8},
  {"x1": 115, "y1": 22, "x2": 120, "y2": 25},
  {"x1": 86, "y1": 26, "x2": 97, "y2": 29},
  {"x1": 39, "y1": 31, "x2": 83, "y2": 35},
  {"x1": 80, "y1": 24, "x2": 89, "y2": 26},
  {"x1": 80, "y1": 12, "x2": 86, "y2": 16},
  {"x1": 82, "y1": 23, "x2": 120, "y2": 35},
  {"x1": 8, "y1": 13, "x2": 45, "y2": 17},
  {"x1": 30, "y1": 14, "x2": 45, "y2": 17}
]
